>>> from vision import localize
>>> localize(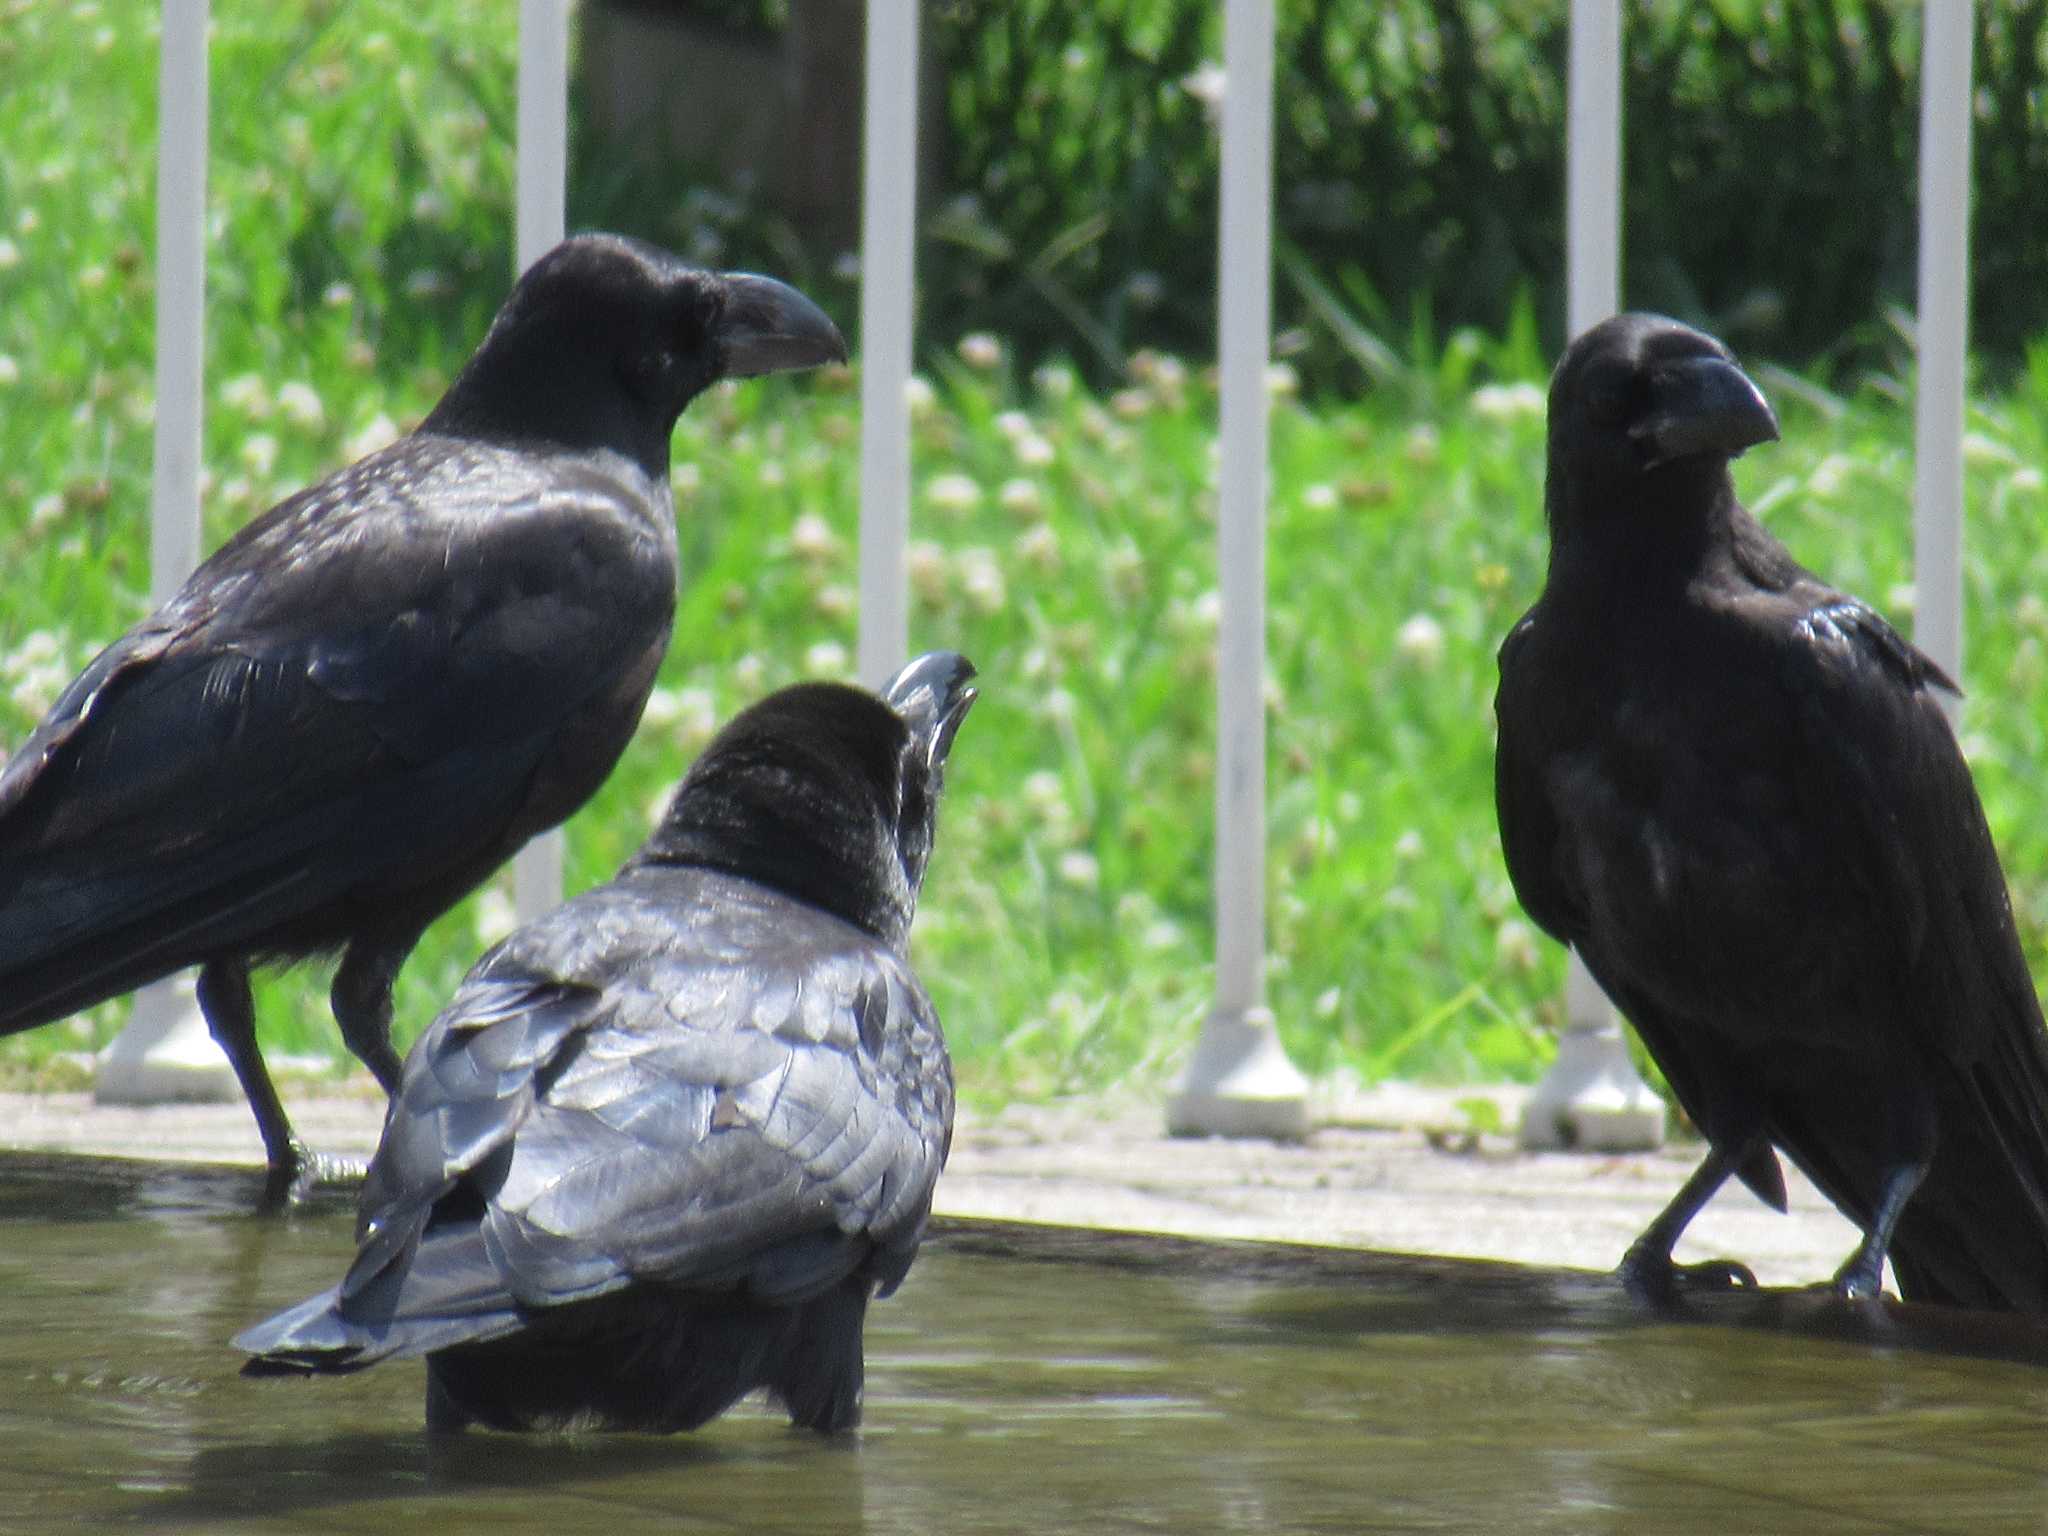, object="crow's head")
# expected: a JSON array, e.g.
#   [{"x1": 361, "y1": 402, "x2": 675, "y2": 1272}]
[
  {"x1": 426, "y1": 233, "x2": 846, "y2": 474},
  {"x1": 640, "y1": 653, "x2": 978, "y2": 950},
  {"x1": 1545, "y1": 313, "x2": 1778, "y2": 533}
]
